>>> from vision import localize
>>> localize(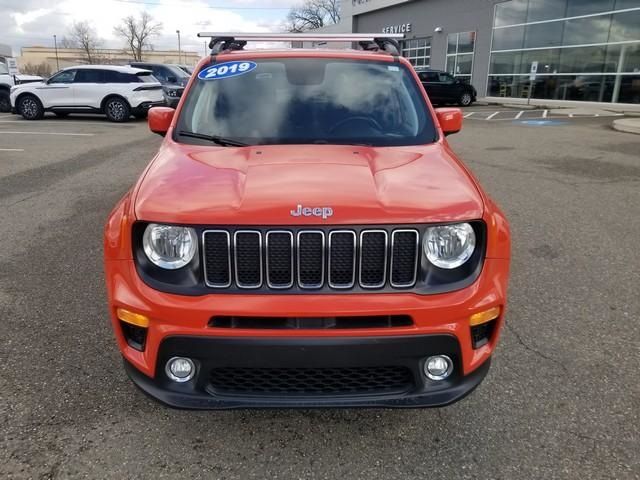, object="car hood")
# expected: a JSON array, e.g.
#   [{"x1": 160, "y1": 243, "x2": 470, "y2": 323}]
[{"x1": 134, "y1": 142, "x2": 484, "y2": 225}]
